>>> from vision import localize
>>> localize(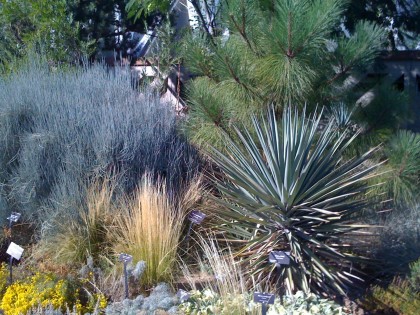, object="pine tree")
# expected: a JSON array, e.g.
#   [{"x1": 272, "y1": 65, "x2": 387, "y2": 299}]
[
  {"x1": 345, "y1": 0, "x2": 420, "y2": 50},
  {"x1": 181, "y1": 0, "x2": 387, "y2": 147}
]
